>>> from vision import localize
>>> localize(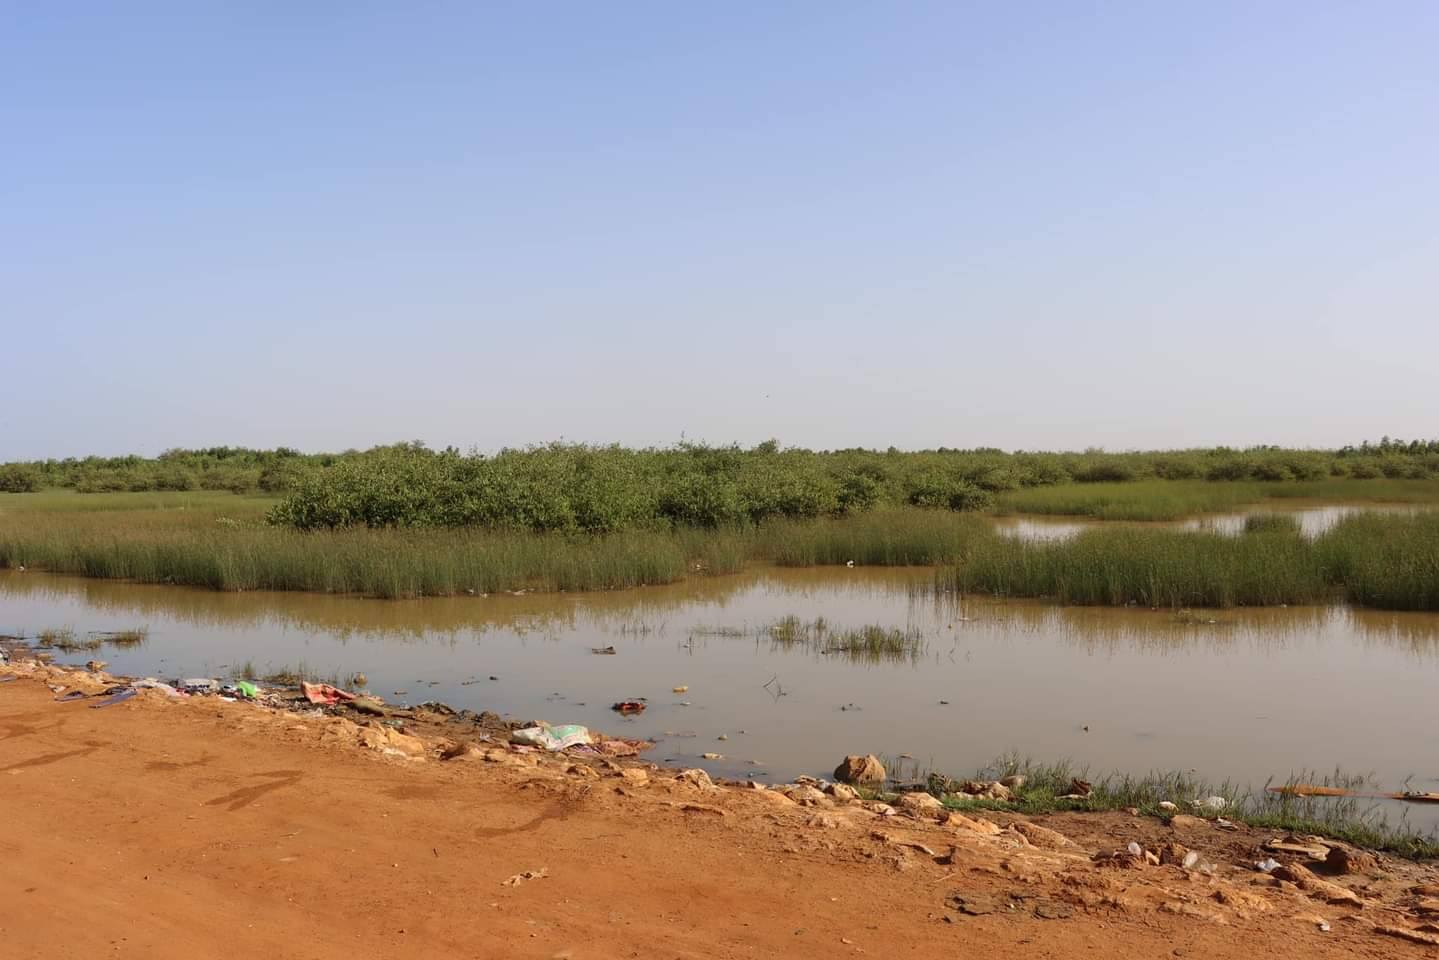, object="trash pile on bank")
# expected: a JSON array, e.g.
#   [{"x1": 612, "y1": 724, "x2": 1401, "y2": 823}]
[{"x1": 0, "y1": 642, "x2": 653, "y2": 762}]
